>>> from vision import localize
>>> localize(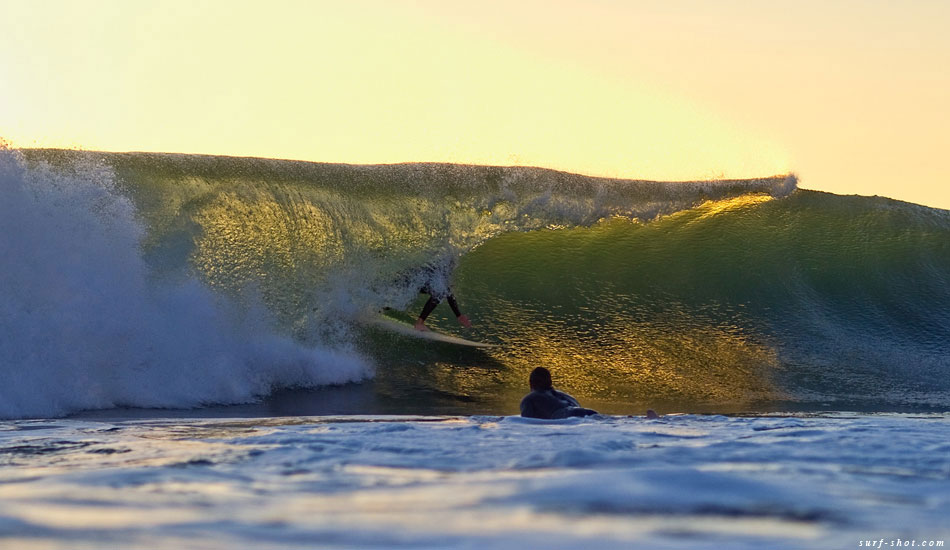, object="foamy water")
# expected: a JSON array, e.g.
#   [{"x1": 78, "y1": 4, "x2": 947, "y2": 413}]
[
  {"x1": 1, "y1": 413, "x2": 947, "y2": 549},
  {"x1": 0, "y1": 148, "x2": 372, "y2": 419}
]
